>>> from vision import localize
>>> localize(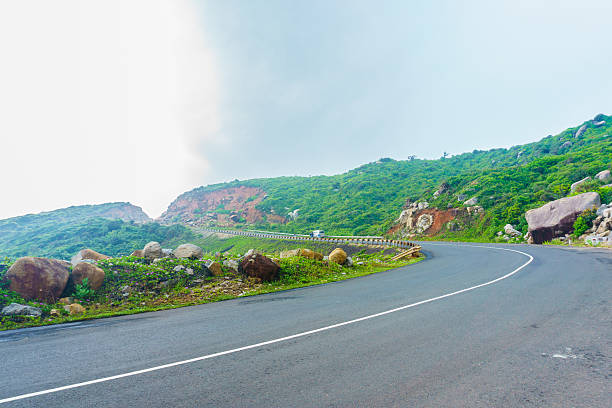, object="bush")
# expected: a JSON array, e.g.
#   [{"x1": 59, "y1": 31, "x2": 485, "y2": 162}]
[{"x1": 573, "y1": 208, "x2": 597, "y2": 237}]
